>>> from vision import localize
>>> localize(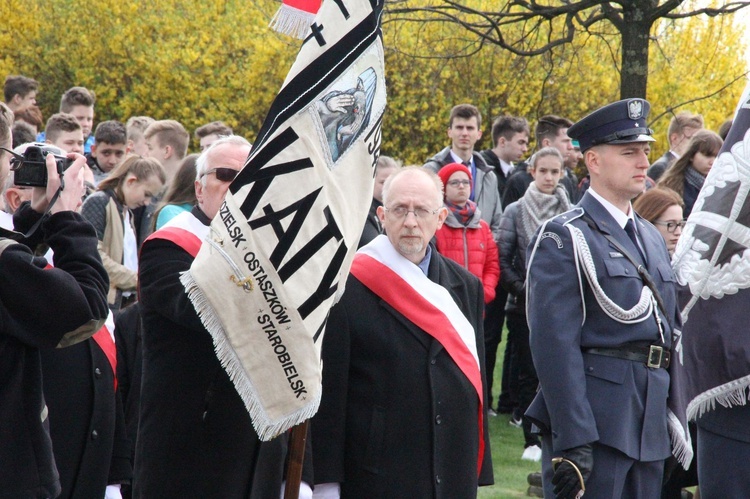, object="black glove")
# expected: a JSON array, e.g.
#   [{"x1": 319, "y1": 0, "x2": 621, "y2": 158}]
[
  {"x1": 551, "y1": 444, "x2": 593, "y2": 499},
  {"x1": 511, "y1": 281, "x2": 525, "y2": 298}
]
